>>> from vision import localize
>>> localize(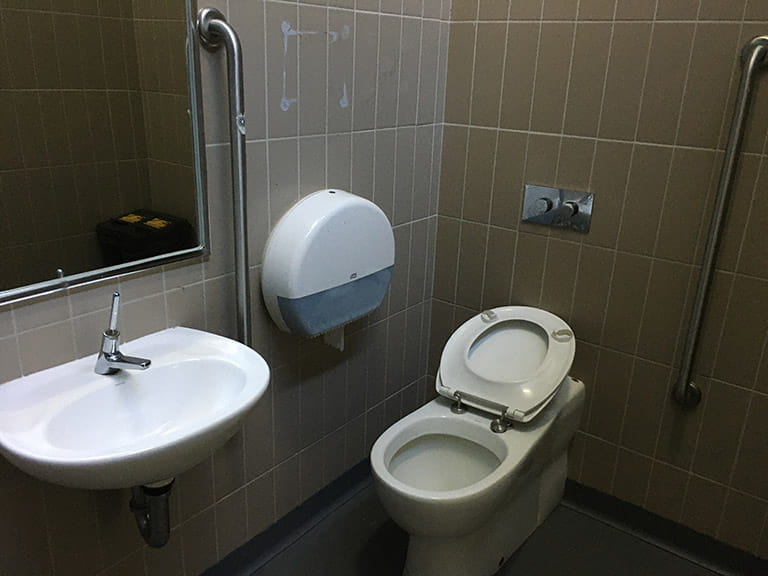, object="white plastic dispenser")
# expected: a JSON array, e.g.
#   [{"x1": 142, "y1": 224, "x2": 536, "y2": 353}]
[{"x1": 261, "y1": 189, "x2": 395, "y2": 350}]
